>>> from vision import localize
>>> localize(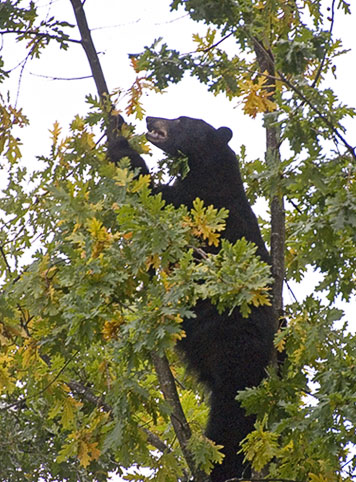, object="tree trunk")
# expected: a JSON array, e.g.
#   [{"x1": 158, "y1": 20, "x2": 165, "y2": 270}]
[{"x1": 253, "y1": 38, "x2": 285, "y2": 340}]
